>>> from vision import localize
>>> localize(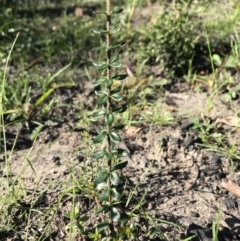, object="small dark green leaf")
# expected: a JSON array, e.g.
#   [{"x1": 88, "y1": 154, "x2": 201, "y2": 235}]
[
  {"x1": 91, "y1": 110, "x2": 106, "y2": 119},
  {"x1": 110, "y1": 25, "x2": 121, "y2": 34},
  {"x1": 92, "y1": 45, "x2": 106, "y2": 51},
  {"x1": 109, "y1": 207, "x2": 121, "y2": 221},
  {"x1": 110, "y1": 92, "x2": 123, "y2": 101},
  {"x1": 95, "y1": 90, "x2": 108, "y2": 96},
  {"x1": 112, "y1": 125, "x2": 124, "y2": 131},
  {"x1": 110, "y1": 61, "x2": 122, "y2": 68},
  {"x1": 110, "y1": 172, "x2": 120, "y2": 185},
  {"x1": 92, "y1": 150, "x2": 106, "y2": 160},
  {"x1": 114, "y1": 149, "x2": 129, "y2": 157},
  {"x1": 76, "y1": 223, "x2": 84, "y2": 233},
  {"x1": 119, "y1": 213, "x2": 130, "y2": 223},
  {"x1": 105, "y1": 79, "x2": 113, "y2": 87},
  {"x1": 93, "y1": 61, "x2": 108, "y2": 71},
  {"x1": 98, "y1": 63, "x2": 108, "y2": 71},
  {"x1": 99, "y1": 189, "x2": 110, "y2": 202},
  {"x1": 97, "y1": 222, "x2": 109, "y2": 232},
  {"x1": 79, "y1": 216, "x2": 89, "y2": 222},
  {"x1": 112, "y1": 74, "x2": 128, "y2": 80},
  {"x1": 105, "y1": 152, "x2": 114, "y2": 160},
  {"x1": 111, "y1": 188, "x2": 121, "y2": 201},
  {"x1": 108, "y1": 42, "x2": 125, "y2": 50},
  {"x1": 93, "y1": 61, "x2": 107, "y2": 67},
  {"x1": 109, "y1": 131, "x2": 121, "y2": 143},
  {"x1": 93, "y1": 29, "x2": 108, "y2": 34},
  {"x1": 105, "y1": 113, "x2": 114, "y2": 125},
  {"x1": 110, "y1": 87, "x2": 121, "y2": 94},
  {"x1": 111, "y1": 8, "x2": 123, "y2": 14},
  {"x1": 111, "y1": 55, "x2": 119, "y2": 63},
  {"x1": 94, "y1": 171, "x2": 109, "y2": 186},
  {"x1": 112, "y1": 161, "x2": 128, "y2": 171},
  {"x1": 92, "y1": 78, "x2": 107, "y2": 87},
  {"x1": 95, "y1": 206, "x2": 104, "y2": 214},
  {"x1": 97, "y1": 95, "x2": 108, "y2": 106},
  {"x1": 112, "y1": 105, "x2": 127, "y2": 113},
  {"x1": 93, "y1": 130, "x2": 107, "y2": 143}
]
